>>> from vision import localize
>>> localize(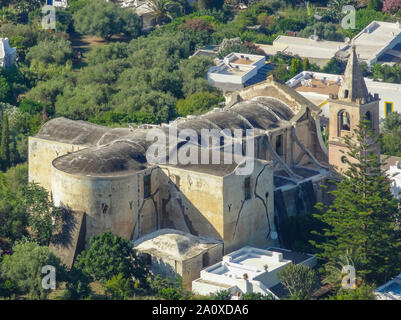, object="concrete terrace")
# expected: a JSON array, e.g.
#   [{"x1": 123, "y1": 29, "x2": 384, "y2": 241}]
[{"x1": 352, "y1": 21, "x2": 401, "y2": 65}]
